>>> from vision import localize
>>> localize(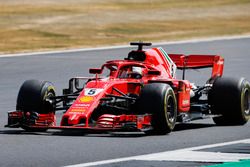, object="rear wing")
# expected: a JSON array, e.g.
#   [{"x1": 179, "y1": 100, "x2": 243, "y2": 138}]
[{"x1": 168, "y1": 54, "x2": 224, "y2": 79}]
